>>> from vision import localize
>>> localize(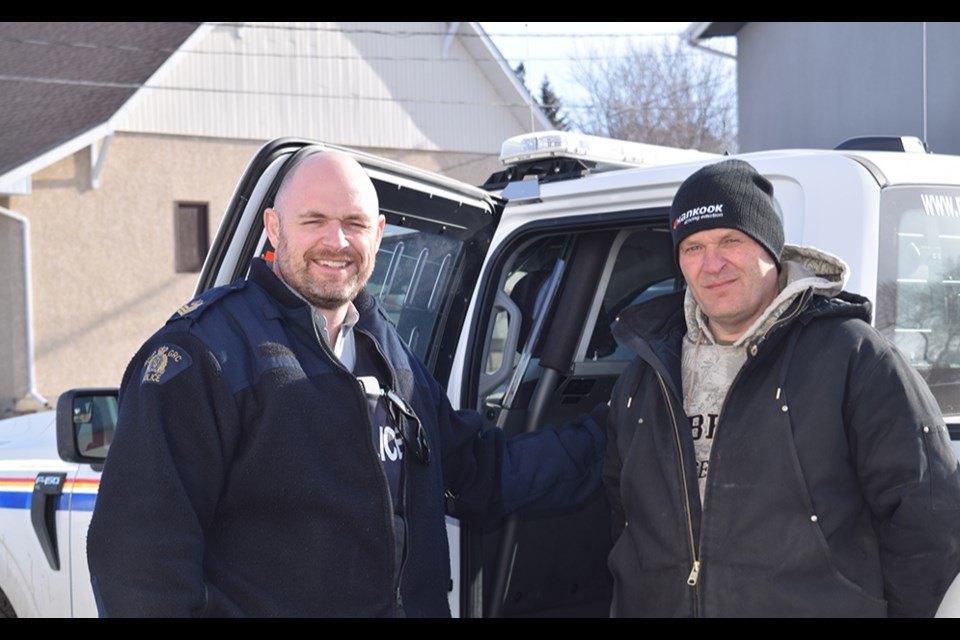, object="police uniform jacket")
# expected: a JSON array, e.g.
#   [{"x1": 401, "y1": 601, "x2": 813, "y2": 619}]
[{"x1": 87, "y1": 259, "x2": 604, "y2": 617}]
